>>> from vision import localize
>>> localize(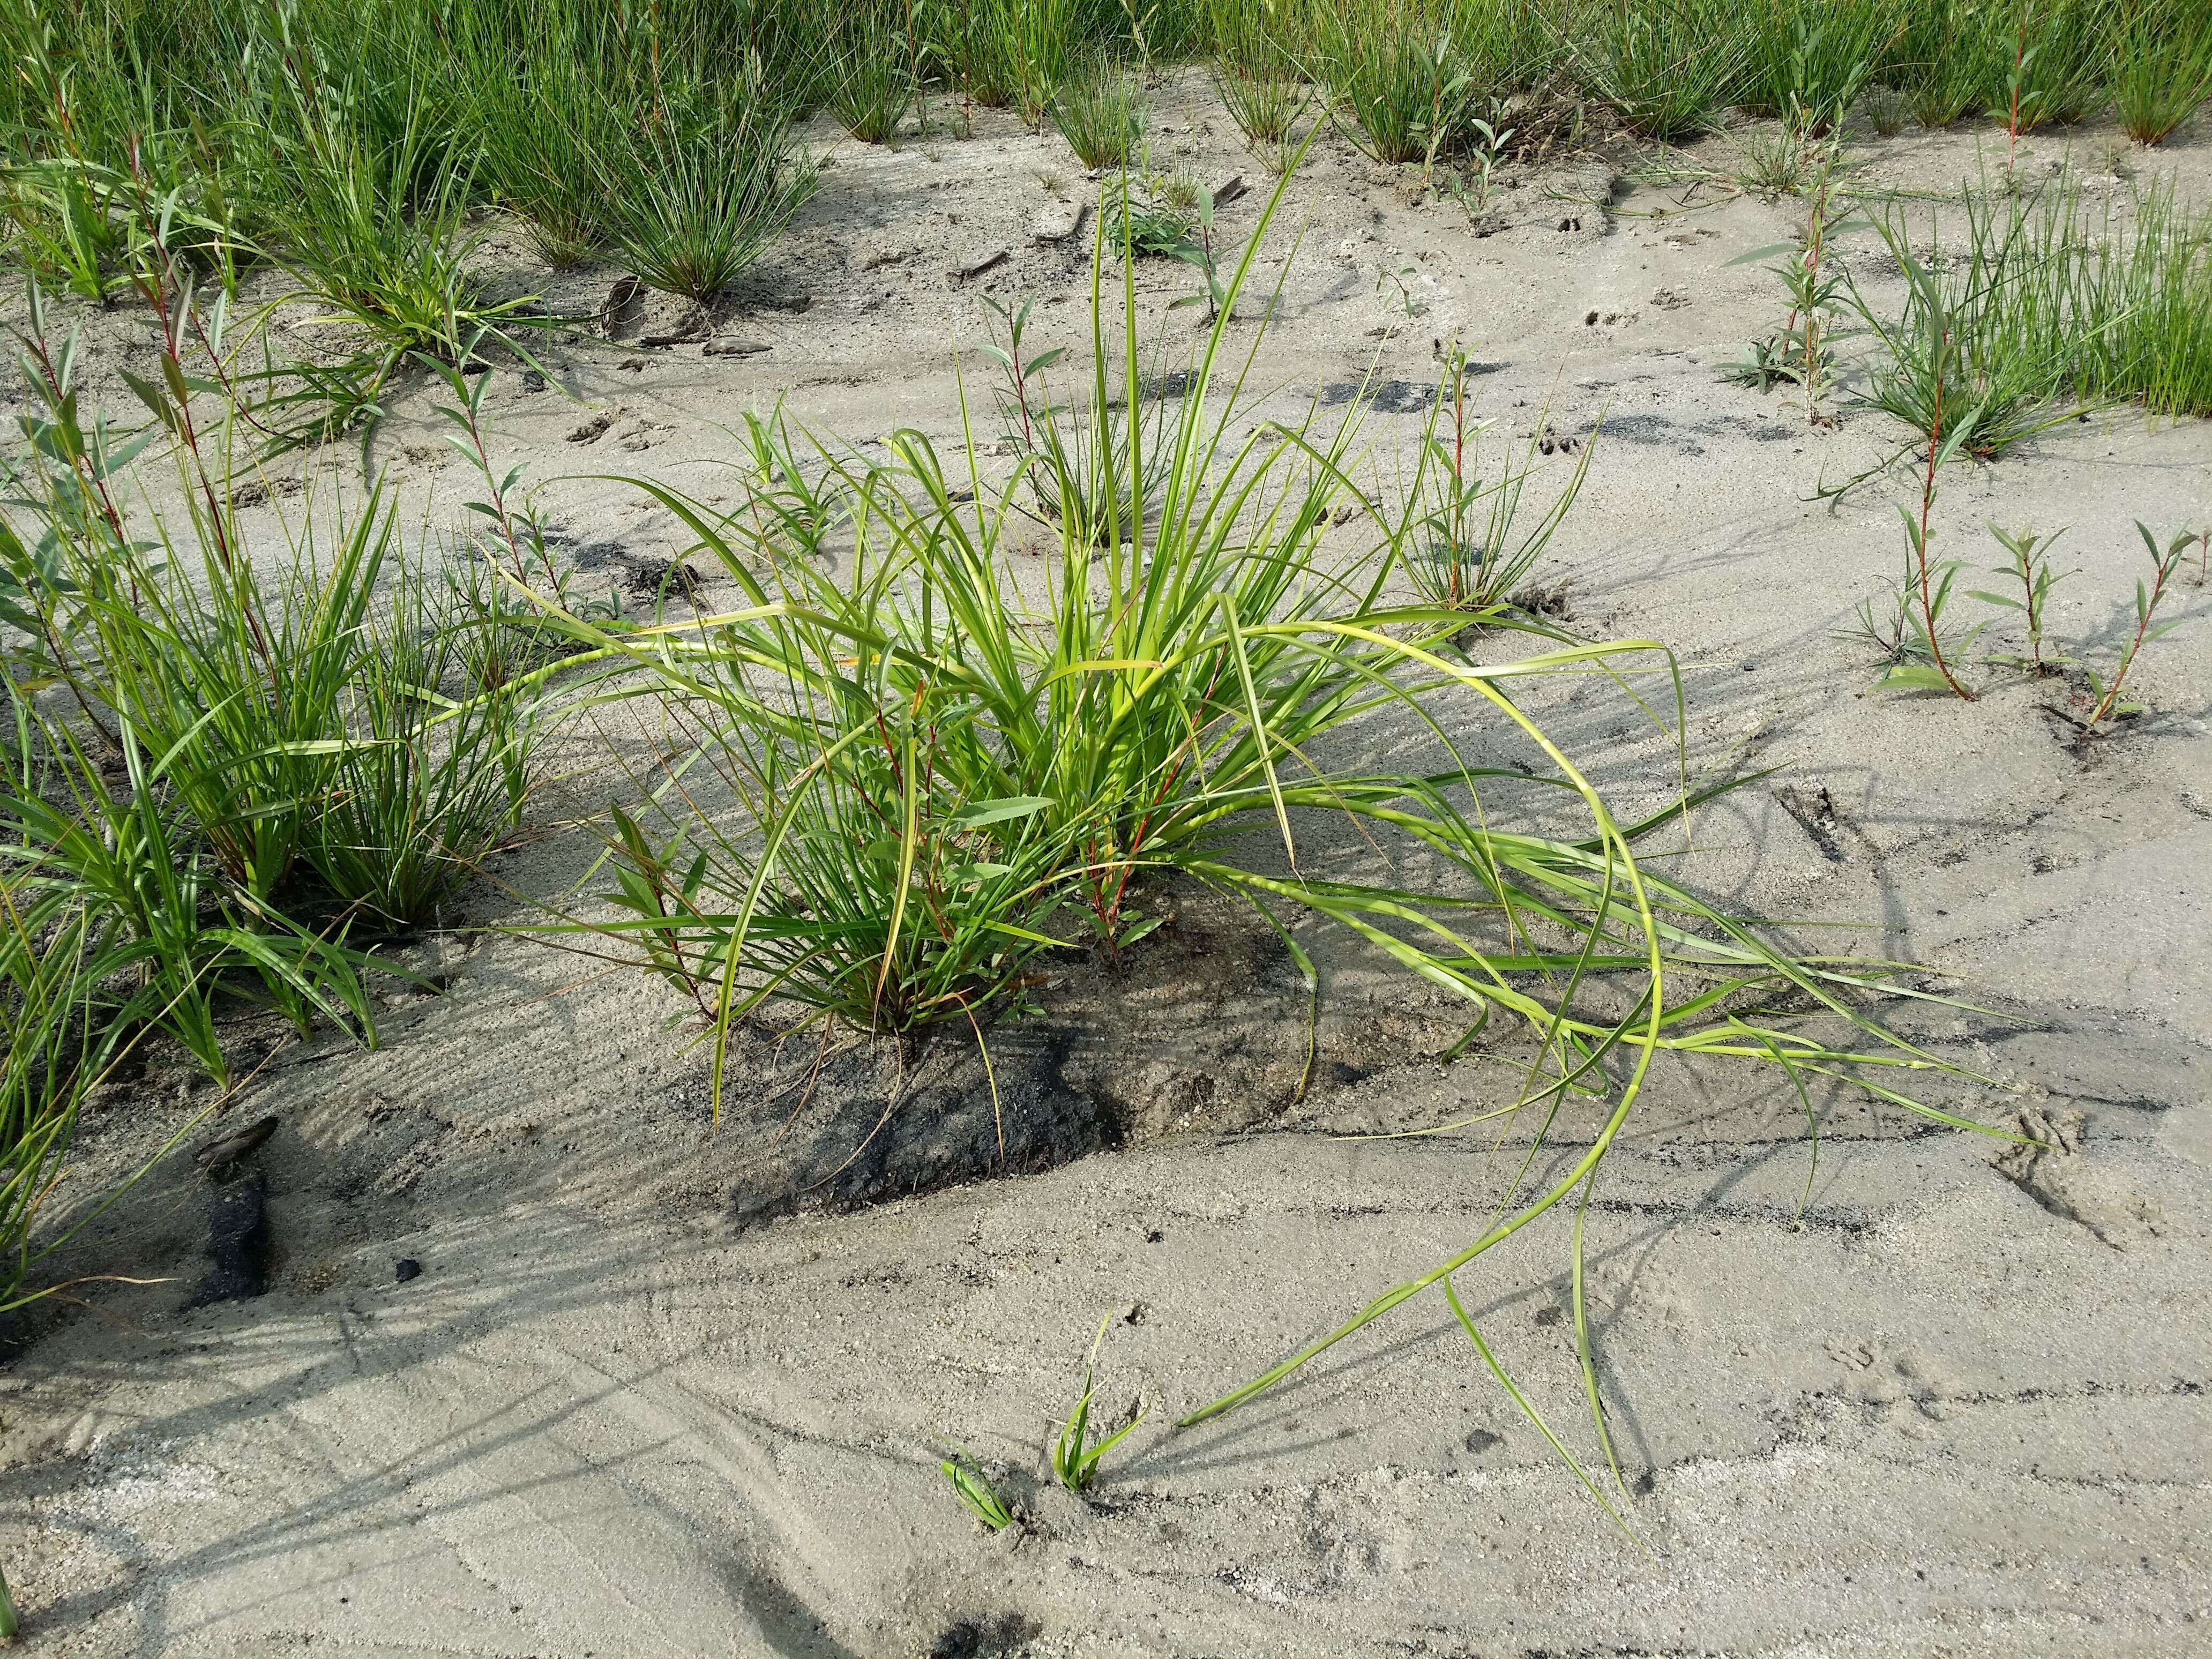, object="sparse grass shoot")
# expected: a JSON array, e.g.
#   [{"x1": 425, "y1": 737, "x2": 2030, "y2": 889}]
[
  {"x1": 1052, "y1": 1313, "x2": 1147, "y2": 1492},
  {"x1": 939, "y1": 1452, "x2": 1014, "y2": 1529}
]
